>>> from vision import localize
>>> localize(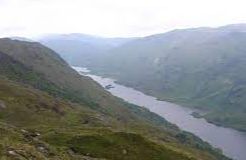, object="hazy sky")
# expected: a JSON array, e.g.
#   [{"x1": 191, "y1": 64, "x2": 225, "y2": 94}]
[{"x1": 1, "y1": 0, "x2": 246, "y2": 38}]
